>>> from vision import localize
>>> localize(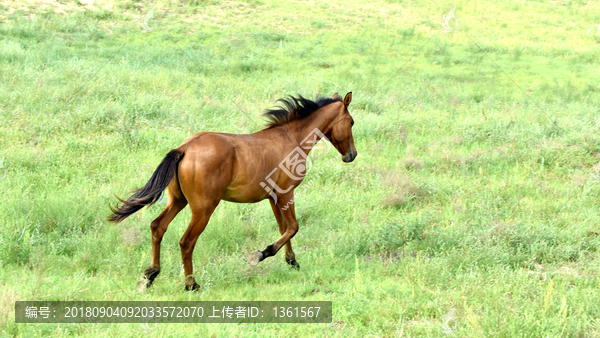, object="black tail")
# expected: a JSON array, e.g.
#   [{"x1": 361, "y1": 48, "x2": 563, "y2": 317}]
[{"x1": 108, "y1": 149, "x2": 184, "y2": 223}]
